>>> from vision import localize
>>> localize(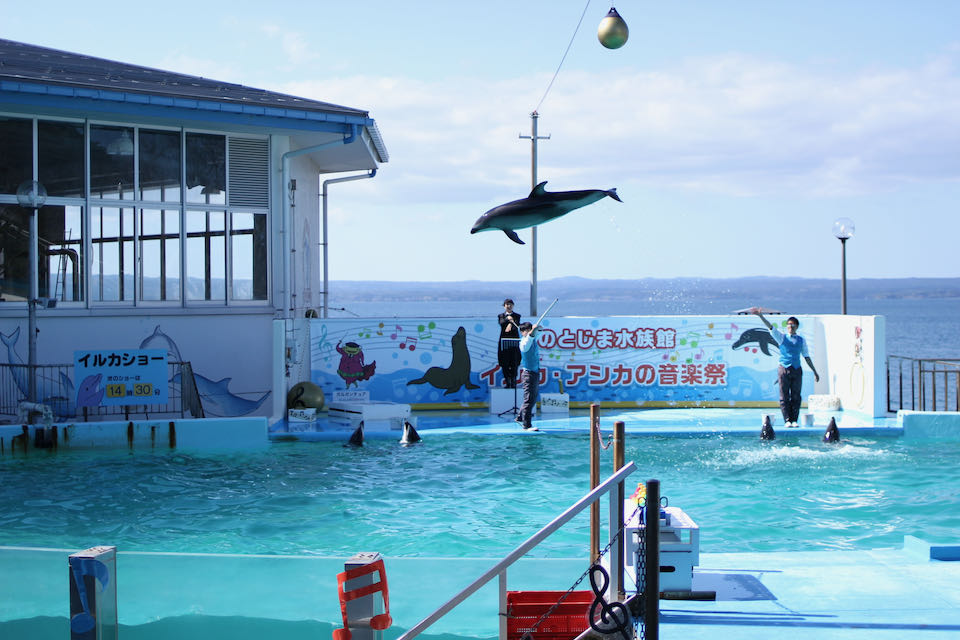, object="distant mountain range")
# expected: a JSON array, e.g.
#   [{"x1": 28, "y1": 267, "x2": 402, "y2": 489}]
[{"x1": 328, "y1": 277, "x2": 960, "y2": 302}]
